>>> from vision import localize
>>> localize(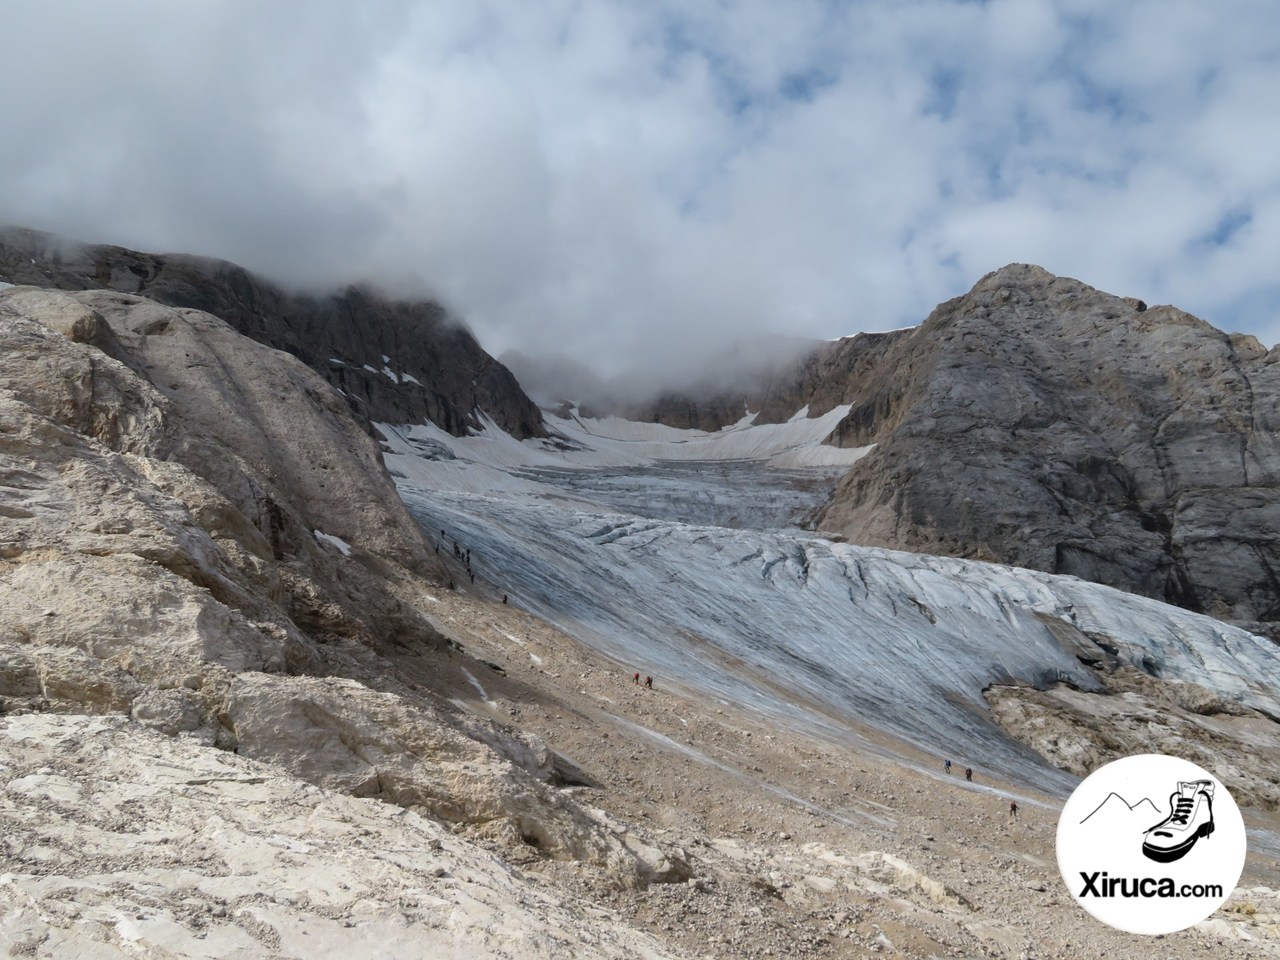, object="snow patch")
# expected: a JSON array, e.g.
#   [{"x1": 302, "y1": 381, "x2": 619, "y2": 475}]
[
  {"x1": 827, "y1": 324, "x2": 920, "y2": 341},
  {"x1": 312, "y1": 530, "x2": 352, "y2": 556},
  {"x1": 461, "y1": 668, "x2": 498, "y2": 708},
  {"x1": 376, "y1": 404, "x2": 871, "y2": 495}
]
